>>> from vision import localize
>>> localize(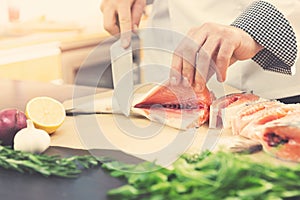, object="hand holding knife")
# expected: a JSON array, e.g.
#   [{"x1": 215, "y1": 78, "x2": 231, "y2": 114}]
[{"x1": 65, "y1": 34, "x2": 137, "y2": 117}]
